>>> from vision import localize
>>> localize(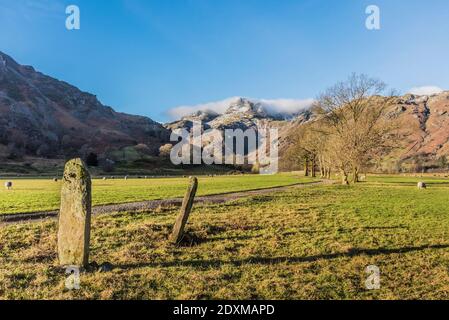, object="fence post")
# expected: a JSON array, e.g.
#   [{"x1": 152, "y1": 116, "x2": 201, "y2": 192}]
[{"x1": 170, "y1": 177, "x2": 198, "y2": 244}]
